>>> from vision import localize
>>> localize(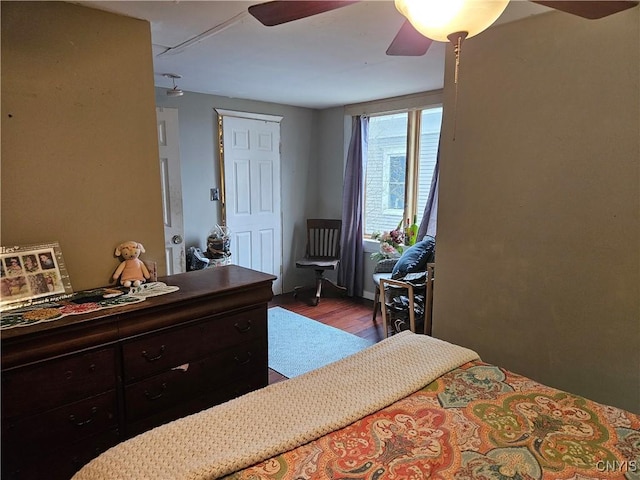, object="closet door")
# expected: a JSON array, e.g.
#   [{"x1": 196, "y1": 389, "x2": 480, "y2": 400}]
[{"x1": 218, "y1": 110, "x2": 282, "y2": 294}]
